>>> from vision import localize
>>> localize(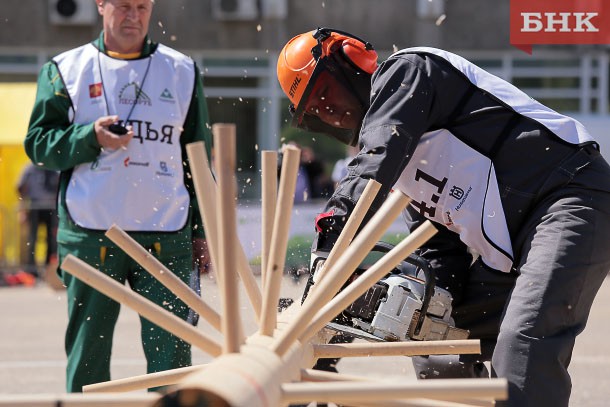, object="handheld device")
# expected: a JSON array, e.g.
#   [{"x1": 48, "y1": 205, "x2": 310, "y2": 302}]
[{"x1": 108, "y1": 123, "x2": 128, "y2": 135}]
